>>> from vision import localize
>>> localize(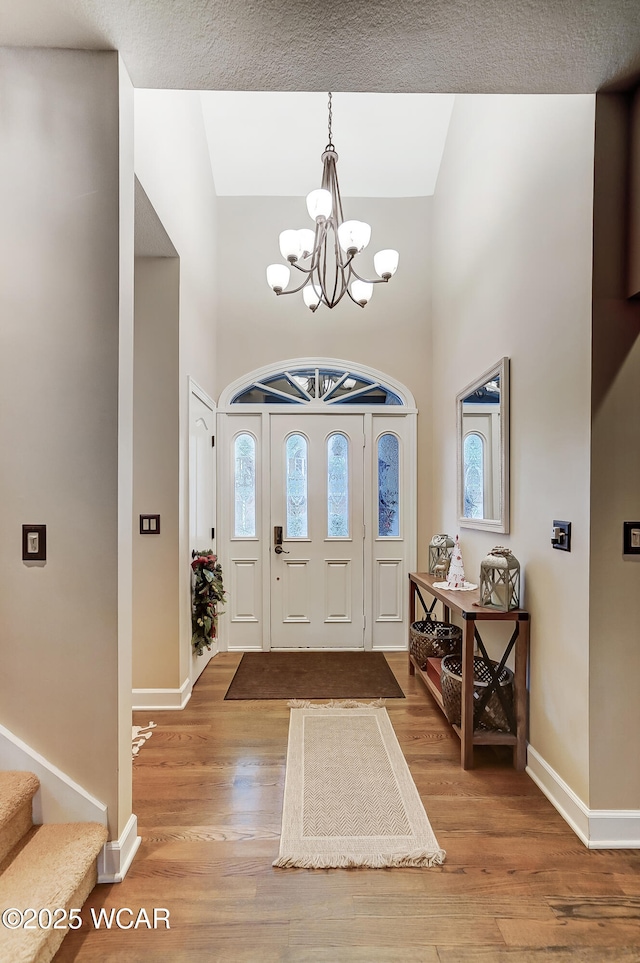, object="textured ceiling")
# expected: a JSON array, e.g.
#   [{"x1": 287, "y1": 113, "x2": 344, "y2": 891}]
[{"x1": 1, "y1": 0, "x2": 640, "y2": 93}]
